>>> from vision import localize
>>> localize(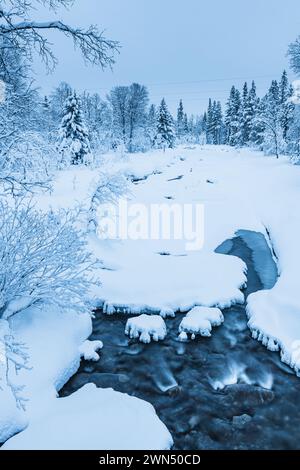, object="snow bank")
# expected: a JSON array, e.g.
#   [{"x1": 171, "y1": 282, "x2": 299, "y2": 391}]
[
  {"x1": 247, "y1": 291, "x2": 300, "y2": 374},
  {"x1": 0, "y1": 305, "x2": 92, "y2": 444},
  {"x1": 125, "y1": 314, "x2": 167, "y2": 343},
  {"x1": 178, "y1": 307, "x2": 224, "y2": 341},
  {"x1": 2, "y1": 304, "x2": 172, "y2": 450},
  {"x1": 3, "y1": 383, "x2": 173, "y2": 450}
]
